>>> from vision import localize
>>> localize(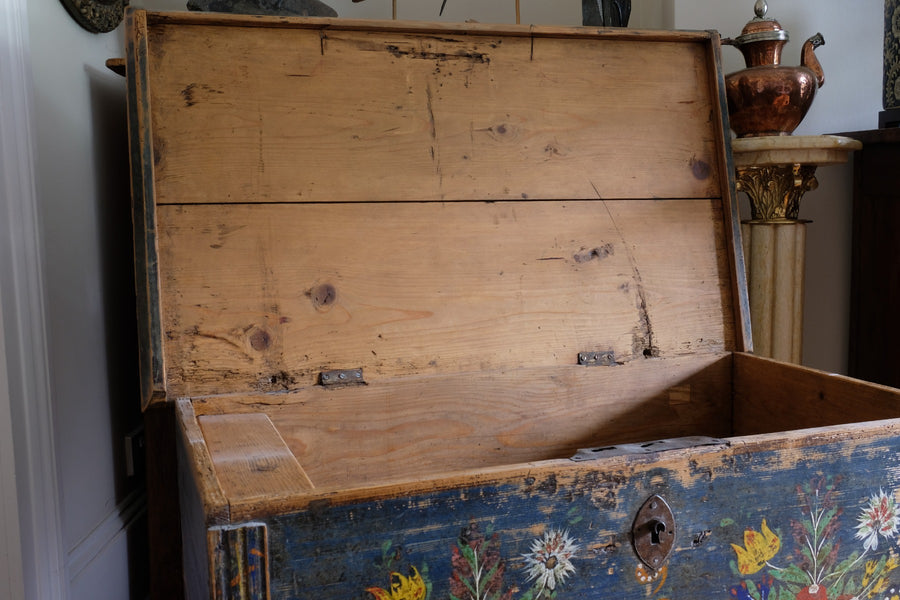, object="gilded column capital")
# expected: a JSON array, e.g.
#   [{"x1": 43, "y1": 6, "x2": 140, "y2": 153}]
[{"x1": 735, "y1": 163, "x2": 819, "y2": 222}]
